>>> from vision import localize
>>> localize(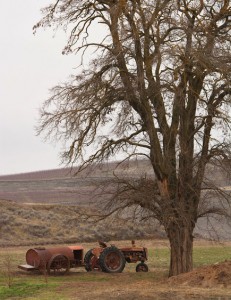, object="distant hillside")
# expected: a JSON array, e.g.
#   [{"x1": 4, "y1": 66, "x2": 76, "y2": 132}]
[
  {"x1": 0, "y1": 160, "x2": 153, "y2": 181},
  {"x1": 0, "y1": 167, "x2": 75, "y2": 181},
  {"x1": 0, "y1": 160, "x2": 231, "y2": 205},
  {"x1": 0, "y1": 160, "x2": 154, "y2": 204},
  {"x1": 0, "y1": 160, "x2": 230, "y2": 205}
]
